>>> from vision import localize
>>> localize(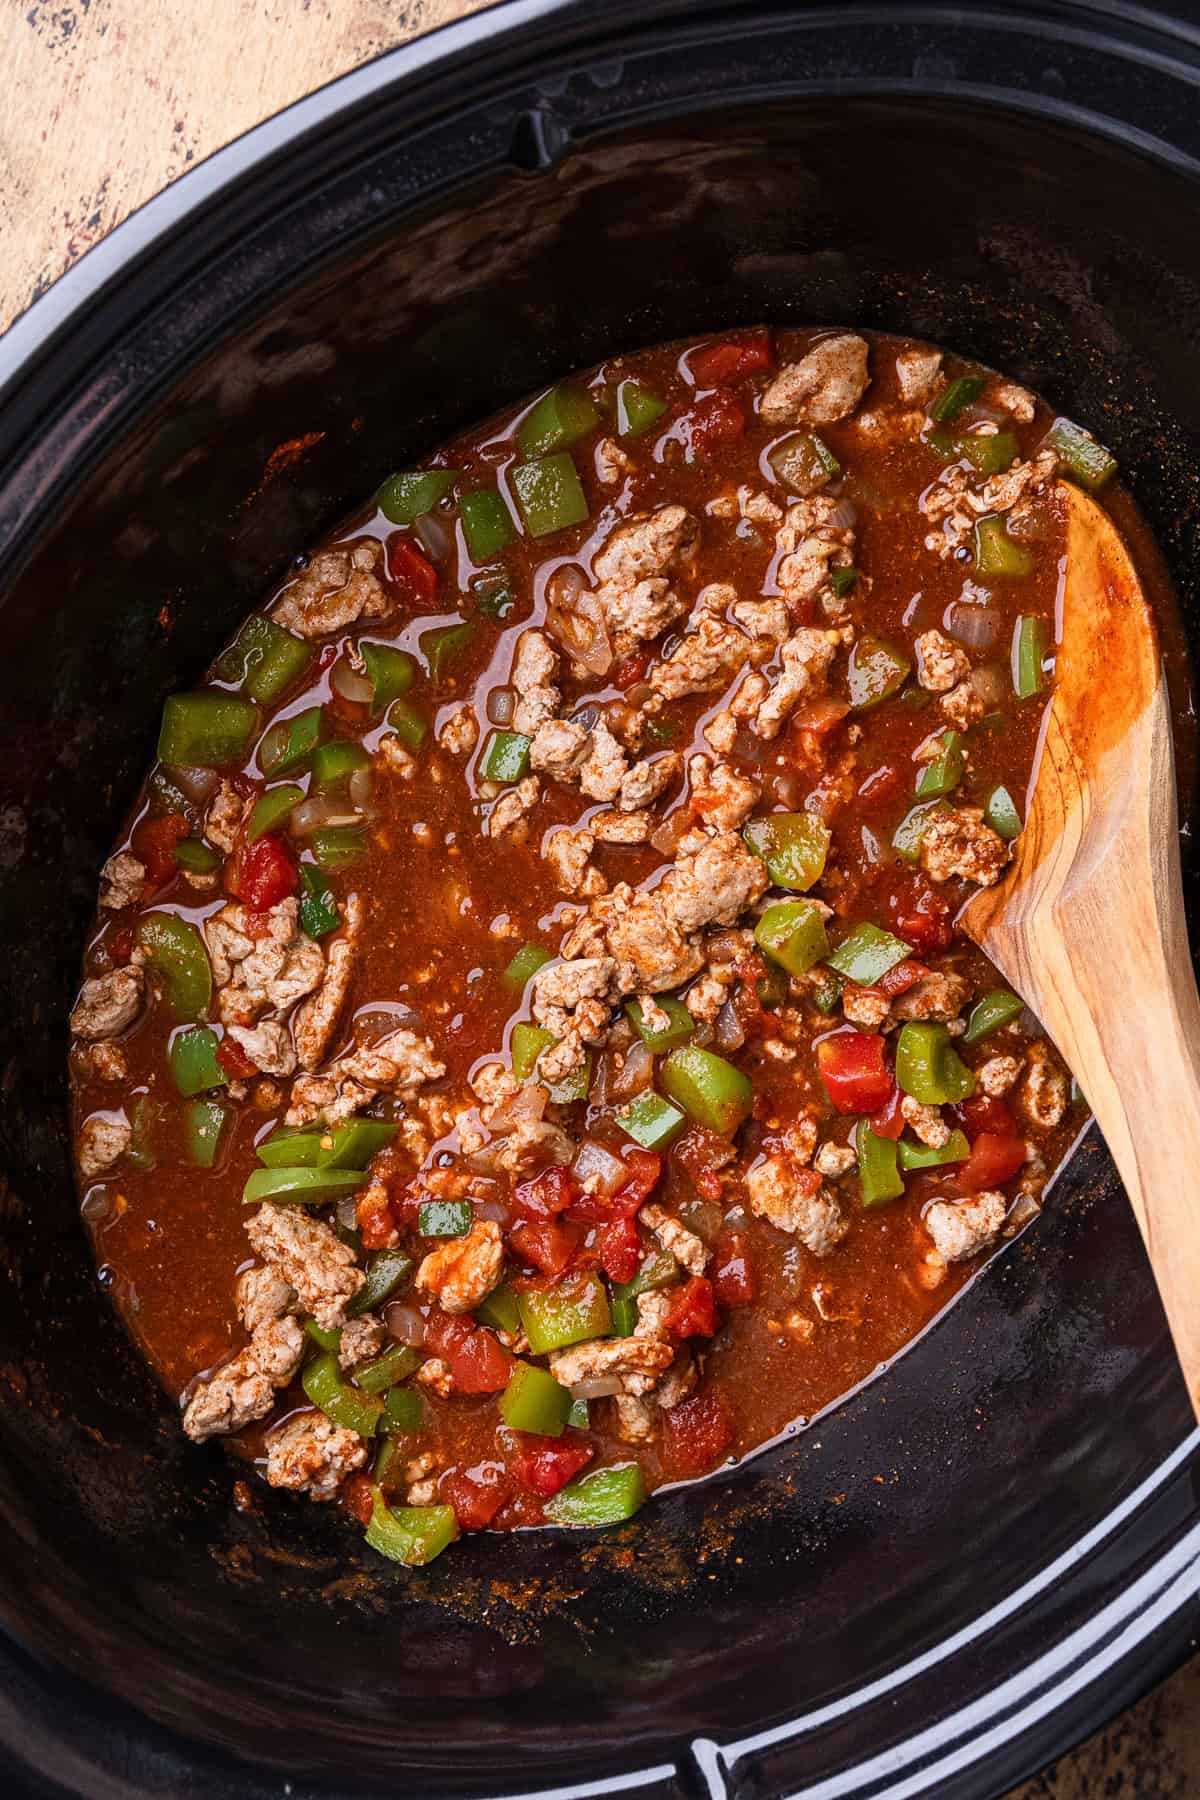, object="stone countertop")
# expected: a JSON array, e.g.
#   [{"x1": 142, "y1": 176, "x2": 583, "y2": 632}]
[{"x1": 0, "y1": 1, "x2": 1193, "y2": 1793}]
